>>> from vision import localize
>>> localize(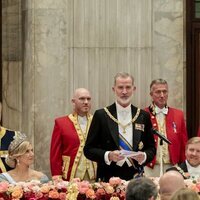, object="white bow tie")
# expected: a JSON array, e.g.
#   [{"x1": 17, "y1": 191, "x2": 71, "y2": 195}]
[{"x1": 155, "y1": 107, "x2": 168, "y2": 115}]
